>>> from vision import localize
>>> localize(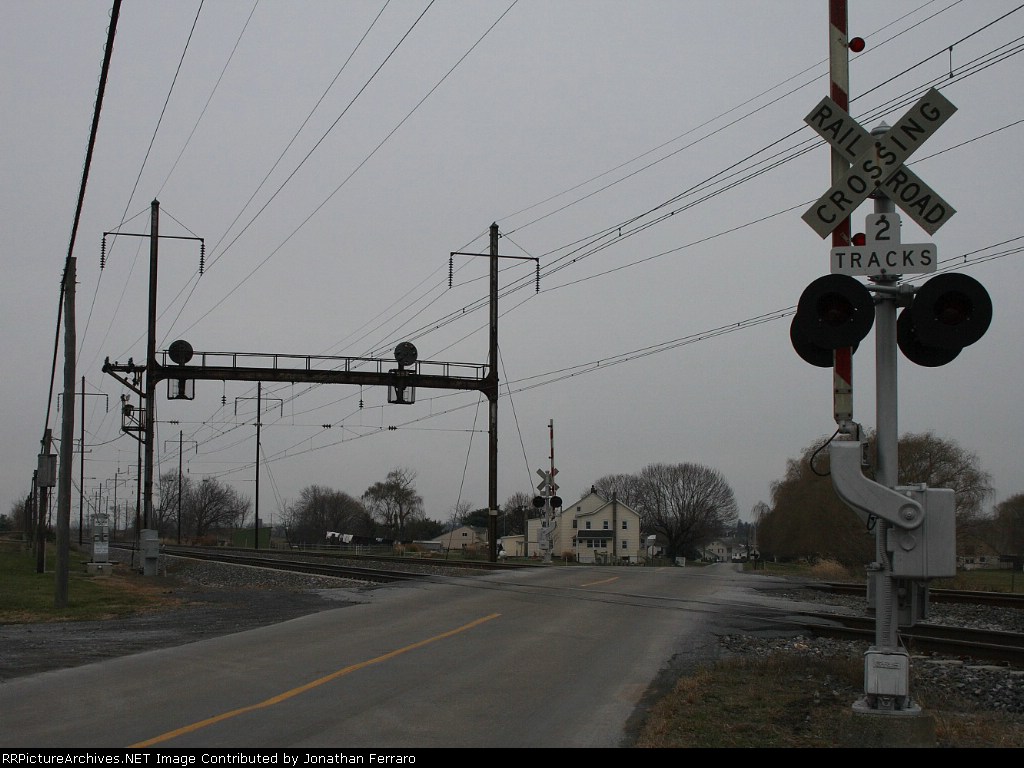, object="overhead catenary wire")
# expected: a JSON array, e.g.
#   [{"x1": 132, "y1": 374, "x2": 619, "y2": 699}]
[
  {"x1": 43, "y1": 0, "x2": 123, "y2": 445},
  {"x1": 54, "y1": 4, "x2": 1024, "y2": 507},
  {"x1": 146, "y1": 87, "x2": 1024, "y2": 487}
]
